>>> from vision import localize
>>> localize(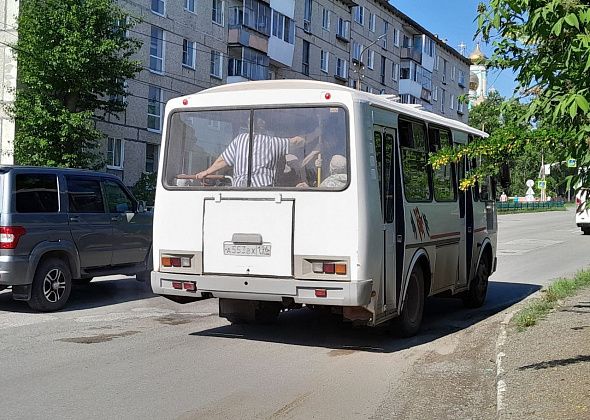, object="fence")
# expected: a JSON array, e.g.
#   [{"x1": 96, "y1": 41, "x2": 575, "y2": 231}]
[{"x1": 497, "y1": 201, "x2": 565, "y2": 212}]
